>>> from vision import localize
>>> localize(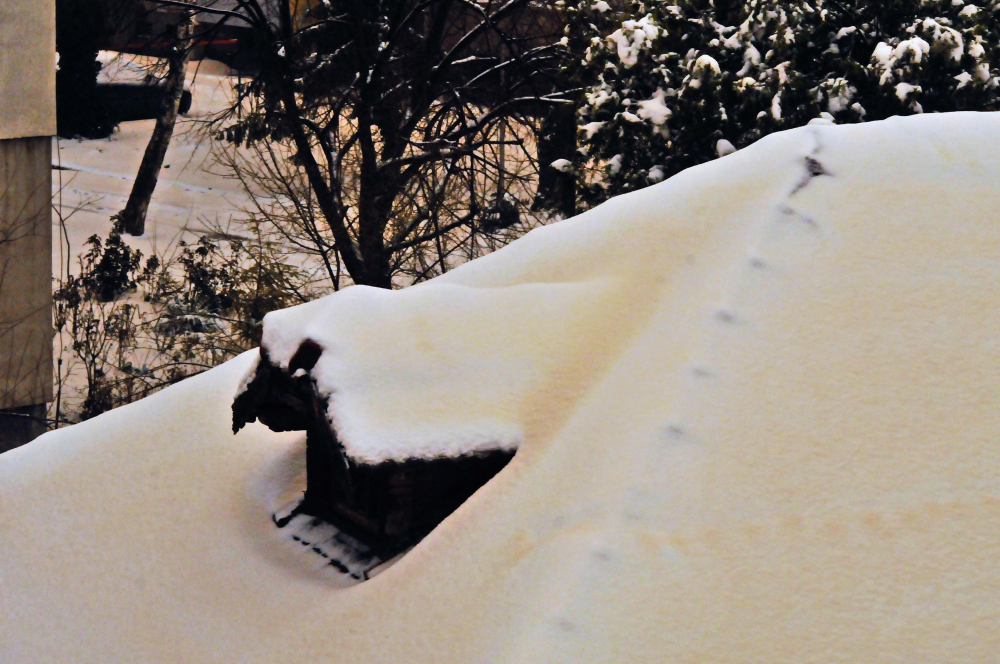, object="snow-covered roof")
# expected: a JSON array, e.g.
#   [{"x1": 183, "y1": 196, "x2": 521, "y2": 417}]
[
  {"x1": 248, "y1": 244, "x2": 629, "y2": 462},
  {"x1": 5, "y1": 112, "x2": 1000, "y2": 660},
  {"x1": 182, "y1": 0, "x2": 282, "y2": 25}
]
